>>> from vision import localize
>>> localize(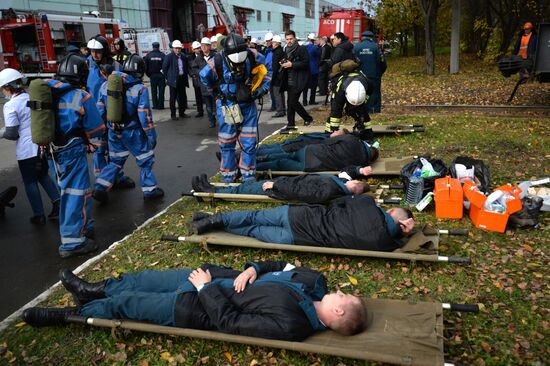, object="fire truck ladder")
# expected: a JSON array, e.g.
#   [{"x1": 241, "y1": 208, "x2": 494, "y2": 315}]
[
  {"x1": 209, "y1": 0, "x2": 233, "y2": 33},
  {"x1": 34, "y1": 14, "x2": 50, "y2": 72}
]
